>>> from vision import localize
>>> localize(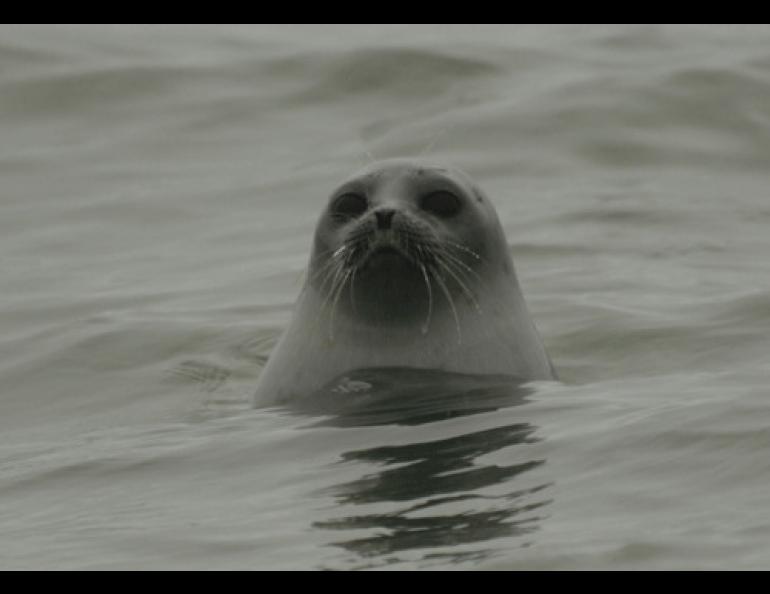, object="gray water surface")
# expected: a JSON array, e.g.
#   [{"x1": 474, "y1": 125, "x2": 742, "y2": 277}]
[{"x1": 1, "y1": 24, "x2": 769, "y2": 570}]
